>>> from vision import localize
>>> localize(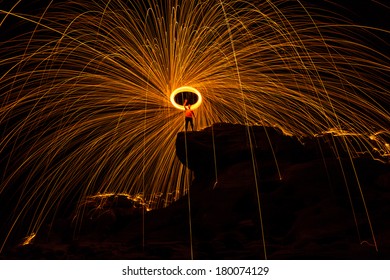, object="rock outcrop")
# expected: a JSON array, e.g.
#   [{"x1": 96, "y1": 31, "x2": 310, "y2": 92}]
[
  {"x1": 2, "y1": 123, "x2": 389, "y2": 259},
  {"x1": 175, "y1": 123, "x2": 390, "y2": 259}
]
